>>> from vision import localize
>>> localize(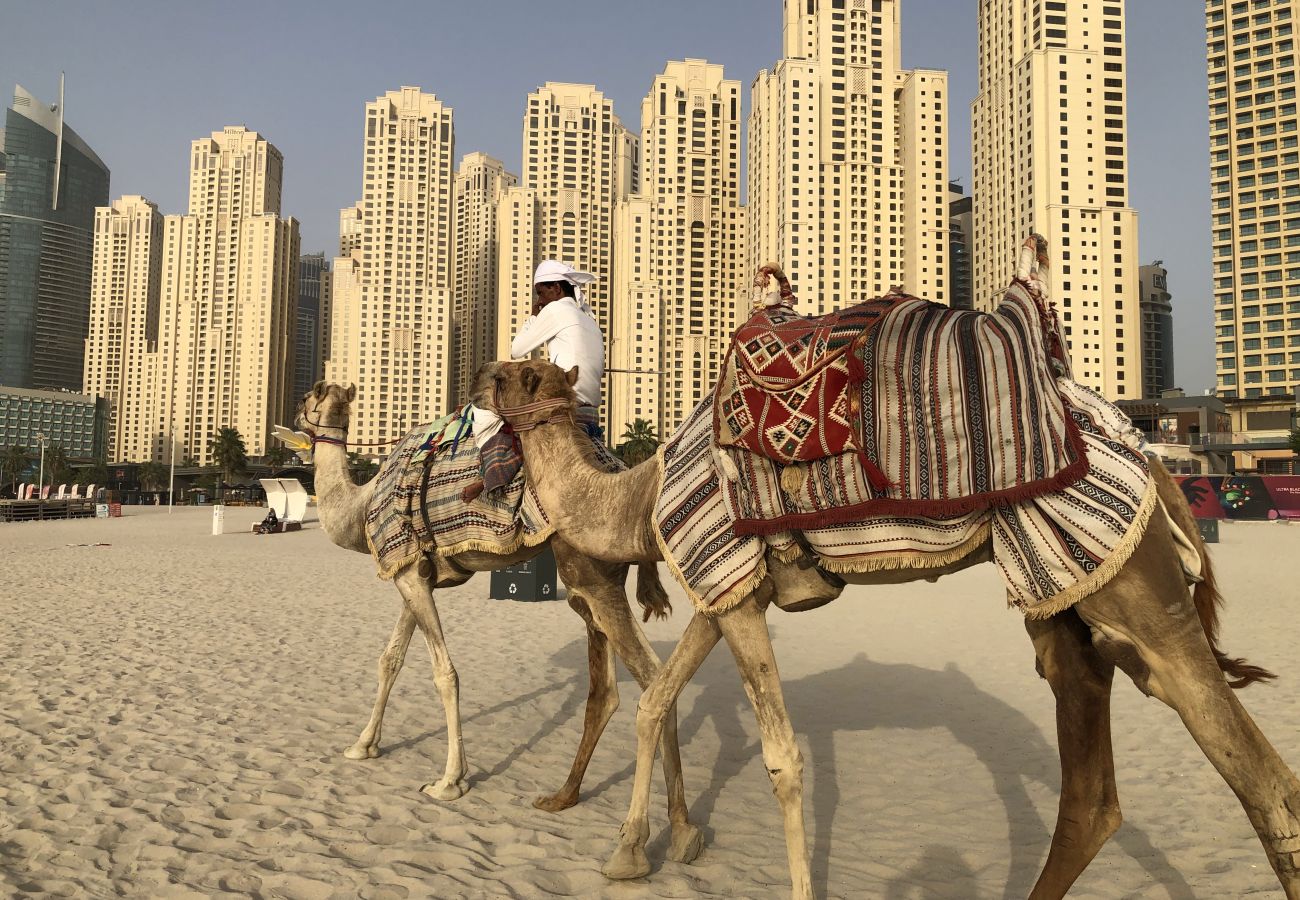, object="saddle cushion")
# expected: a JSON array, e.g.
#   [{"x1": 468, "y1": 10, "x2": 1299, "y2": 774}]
[
  {"x1": 365, "y1": 410, "x2": 622, "y2": 579},
  {"x1": 716, "y1": 277, "x2": 1088, "y2": 533}
]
